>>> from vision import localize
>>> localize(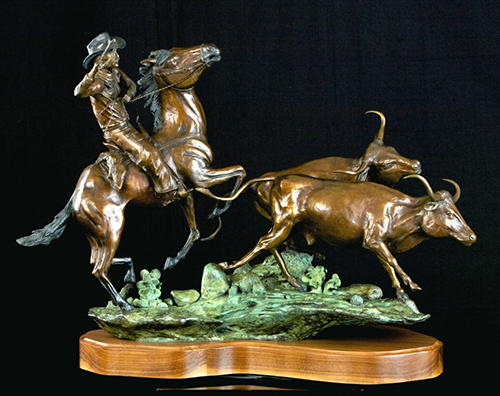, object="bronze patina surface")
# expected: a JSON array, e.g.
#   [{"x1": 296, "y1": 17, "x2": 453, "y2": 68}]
[
  {"x1": 17, "y1": 33, "x2": 475, "y2": 339},
  {"x1": 17, "y1": 34, "x2": 246, "y2": 311},
  {"x1": 208, "y1": 175, "x2": 476, "y2": 300},
  {"x1": 89, "y1": 251, "x2": 429, "y2": 342}
]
